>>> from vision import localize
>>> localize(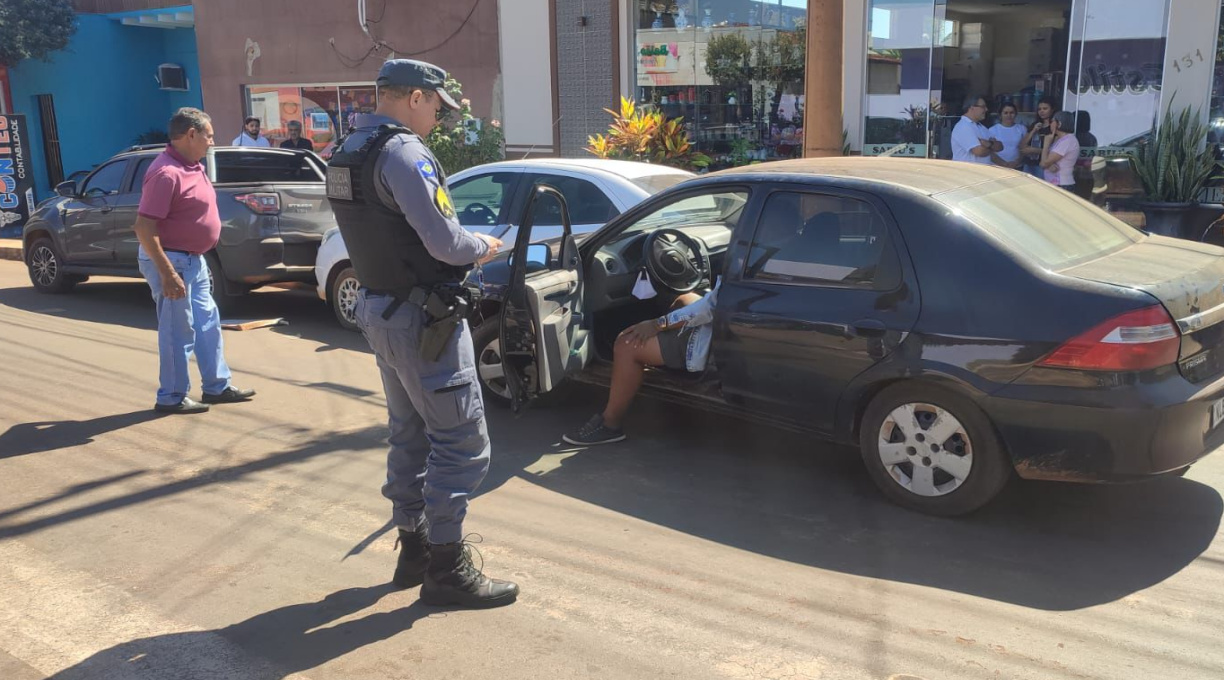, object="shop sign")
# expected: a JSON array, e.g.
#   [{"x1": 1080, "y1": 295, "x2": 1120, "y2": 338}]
[
  {"x1": 639, "y1": 42, "x2": 680, "y2": 74},
  {"x1": 863, "y1": 143, "x2": 926, "y2": 157},
  {"x1": 0, "y1": 114, "x2": 34, "y2": 238},
  {"x1": 636, "y1": 39, "x2": 713, "y2": 87}
]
